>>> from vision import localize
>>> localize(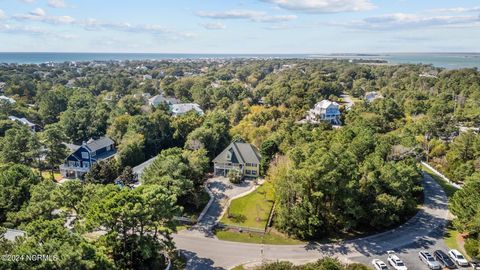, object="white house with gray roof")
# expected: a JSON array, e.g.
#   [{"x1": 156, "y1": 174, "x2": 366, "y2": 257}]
[
  {"x1": 9, "y1": 116, "x2": 36, "y2": 132},
  {"x1": 171, "y1": 103, "x2": 204, "y2": 117},
  {"x1": 306, "y1": 99, "x2": 341, "y2": 125},
  {"x1": 148, "y1": 94, "x2": 180, "y2": 107},
  {"x1": 213, "y1": 140, "x2": 261, "y2": 178}
]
